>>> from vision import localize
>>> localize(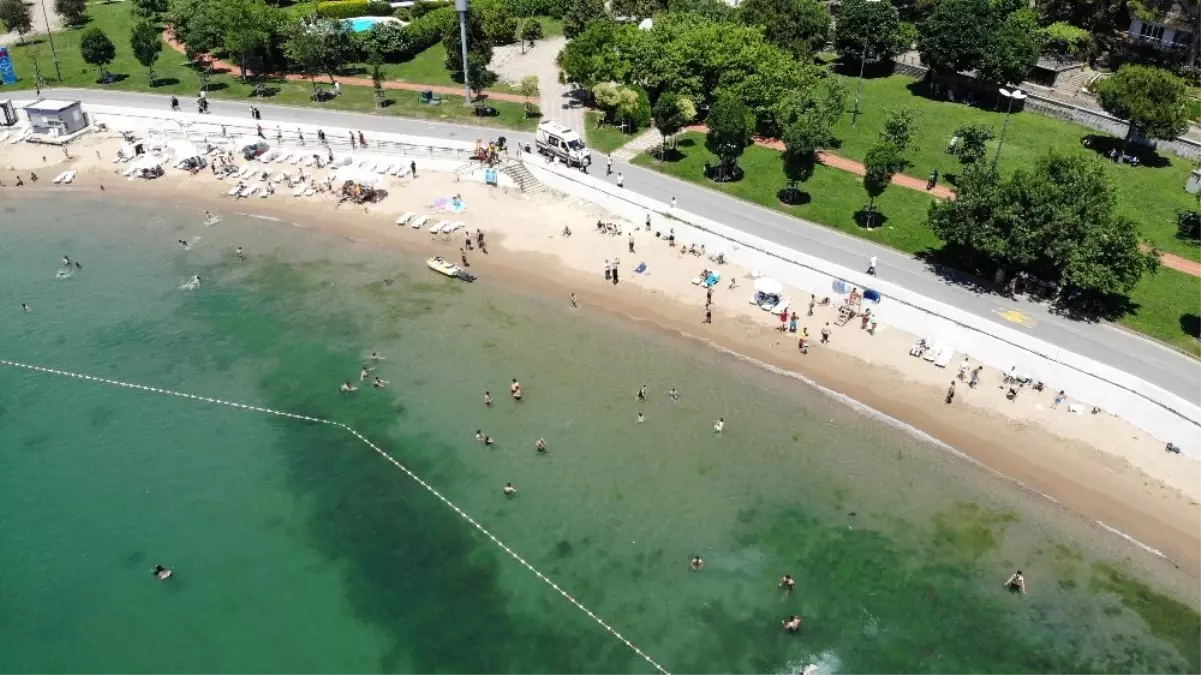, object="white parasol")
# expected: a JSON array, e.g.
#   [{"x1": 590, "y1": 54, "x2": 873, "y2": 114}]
[{"x1": 754, "y1": 277, "x2": 783, "y2": 295}]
